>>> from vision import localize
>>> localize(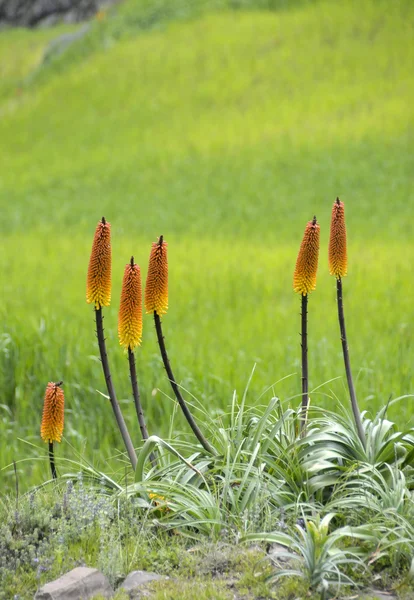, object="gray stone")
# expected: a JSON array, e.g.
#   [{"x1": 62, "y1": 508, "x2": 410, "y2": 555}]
[
  {"x1": 34, "y1": 566, "x2": 113, "y2": 600},
  {"x1": 0, "y1": 0, "x2": 117, "y2": 27},
  {"x1": 360, "y1": 591, "x2": 397, "y2": 600},
  {"x1": 119, "y1": 570, "x2": 166, "y2": 594}
]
